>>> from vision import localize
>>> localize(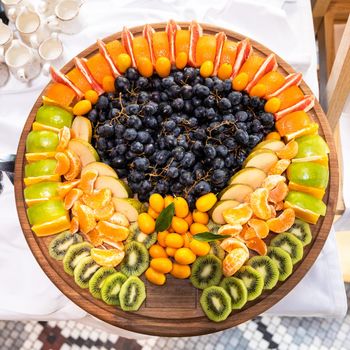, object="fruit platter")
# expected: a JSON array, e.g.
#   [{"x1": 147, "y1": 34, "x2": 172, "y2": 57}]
[{"x1": 14, "y1": 21, "x2": 338, "y2": 336}]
